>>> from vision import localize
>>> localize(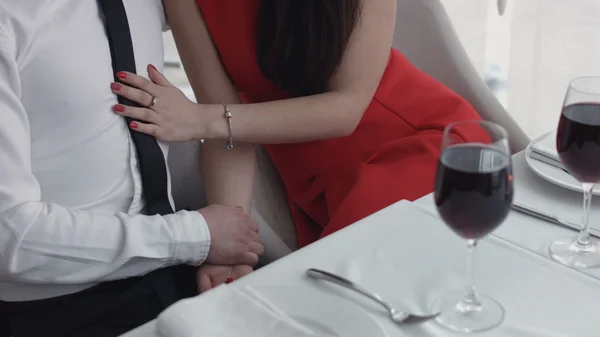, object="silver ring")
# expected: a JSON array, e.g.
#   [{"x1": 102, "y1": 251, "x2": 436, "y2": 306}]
[{"x1": 149, "y1": 96, "x2": 159, "y2": 108}]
